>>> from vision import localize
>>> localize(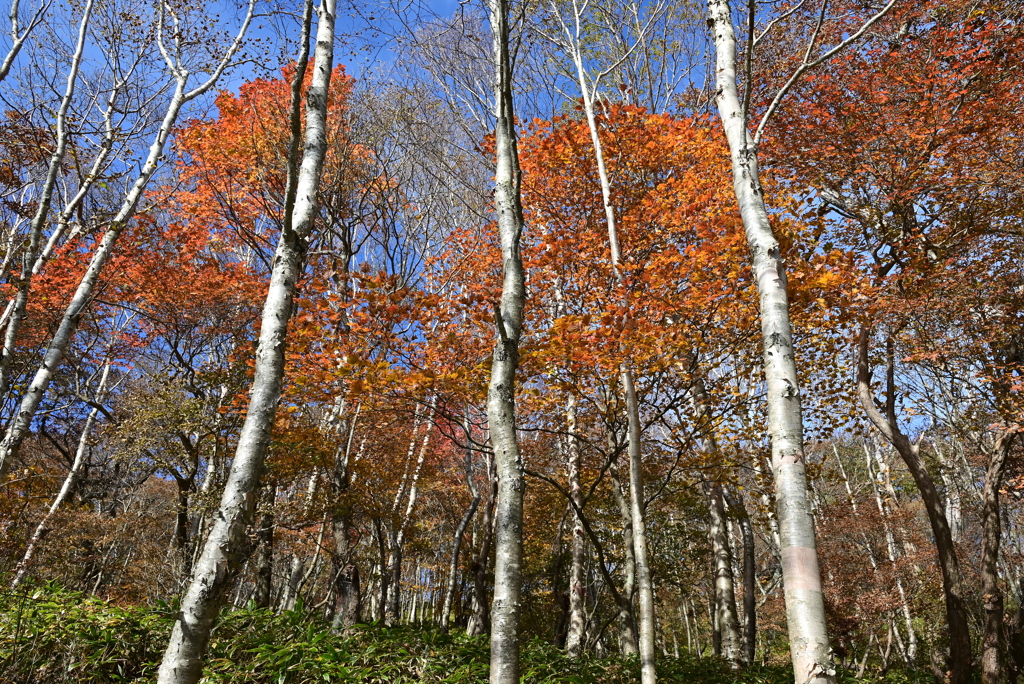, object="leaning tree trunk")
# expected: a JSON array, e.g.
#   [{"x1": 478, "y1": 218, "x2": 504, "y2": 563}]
[
  {"x1": 707, "y1": 2, "x2": 834, "y2": 682},
  {"x1": 0, "y1": 1, "x2": 254, "y2": 483},
  {"x1": 857, "y1": 327, "x2": 972, "y2": 684},
  {"x1": 485, "y1": 0, "x2": 528, "y2": 679},
  {"x1": 0, "y1": 0, "x2": 93, "y2": 402},
  {"x1": 10, "y1": 362, "x2": 110, "y2": 588},
  {"x1": 155, "y1": 2, "x2": 332, "y2": 681}
]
